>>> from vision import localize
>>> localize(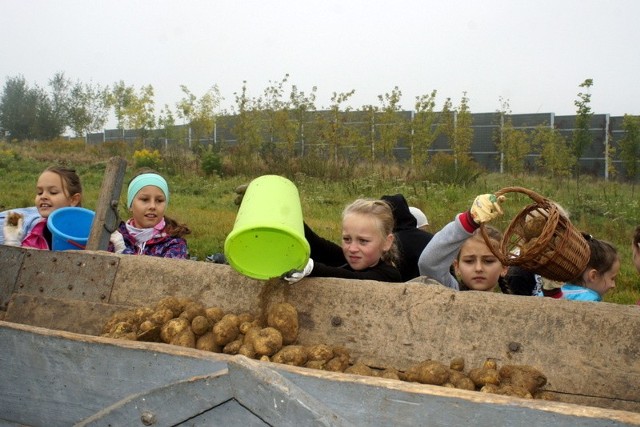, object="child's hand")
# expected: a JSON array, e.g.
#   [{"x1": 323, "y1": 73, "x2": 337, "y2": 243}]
[
  {"x1": 470, "y1": 194, "x2": 506, "y2": 224},
  {"x1": 110, "y1": 230, "x2": 126, "y2": 254},
  {"x1": 282, "y1": 258, "x2": 314, "y2": 284},
  {"x1": 3, "y1": 211, "x2": 24, "y2": 246}
]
